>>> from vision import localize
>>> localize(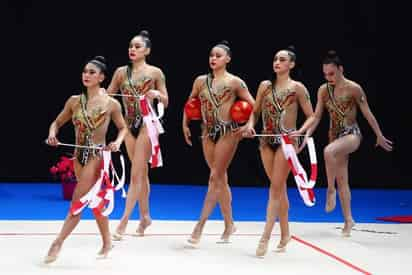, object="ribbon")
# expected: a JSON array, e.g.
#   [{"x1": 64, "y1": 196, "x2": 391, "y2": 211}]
[
  {"x1": 281, "y1": 134, "x2": 317, "y2": 207},
  {"x1": 70, "y1": 150, "x2": 126, "y2": 216},
  {"x1": 139, "y1": 95, "x2": 165, "y2": 168}
]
